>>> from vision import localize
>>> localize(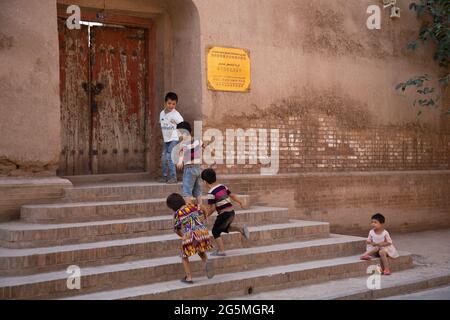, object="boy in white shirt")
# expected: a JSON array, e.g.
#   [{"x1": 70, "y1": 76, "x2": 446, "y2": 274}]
[{"x1": 160, "y1": 92, "x2": 184, "y2": 184}]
